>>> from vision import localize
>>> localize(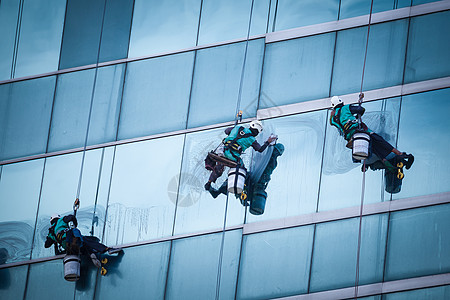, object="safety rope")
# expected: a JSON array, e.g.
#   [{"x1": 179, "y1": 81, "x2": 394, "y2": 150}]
[
  {"x1": 354, "y1": 1, "x2": 374, "y2": 298},
  {"x1": 215, "y1": 1, "x2": 255, "y2": 299},
  {"x1": 73, "y1": 0, "x2": 108, "y2": 217}
]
